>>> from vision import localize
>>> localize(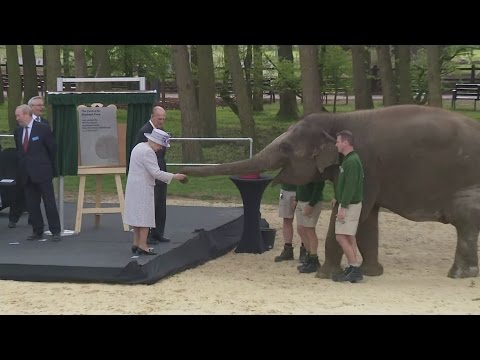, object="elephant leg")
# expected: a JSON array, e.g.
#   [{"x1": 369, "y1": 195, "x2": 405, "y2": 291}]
[
  {"x1": 316, "y1": 204, "x2": 343, "y2": 279},
  {"x1": 357, "y1": 206, "x2": 384, "y2": 276},
  {"x1": 448, "y1": 225, "x2": 479, "y2": 278}
]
